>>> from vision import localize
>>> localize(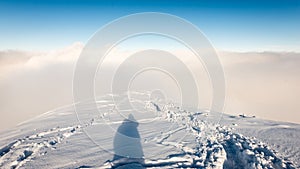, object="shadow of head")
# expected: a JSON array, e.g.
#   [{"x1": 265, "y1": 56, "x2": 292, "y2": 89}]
[{"x1": 113, "y1": 114, "x2": 144, "y2": 167}]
